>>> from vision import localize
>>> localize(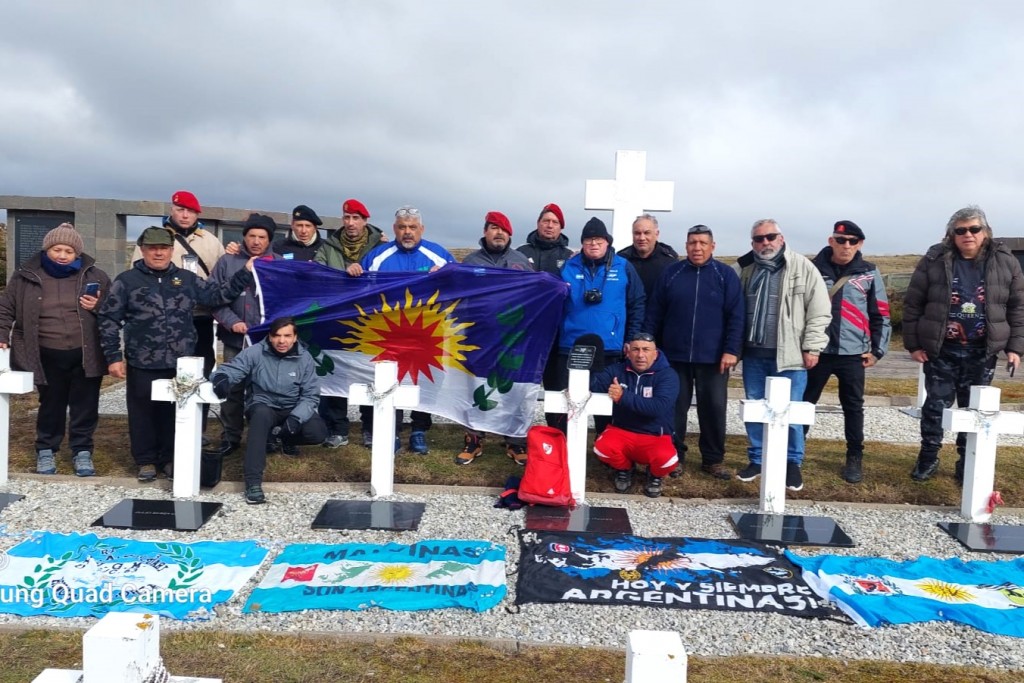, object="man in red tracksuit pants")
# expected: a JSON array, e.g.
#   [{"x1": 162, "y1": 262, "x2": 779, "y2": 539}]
[{"x1": 590, "y1": 332, "x2": 680, "y2": 498}]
